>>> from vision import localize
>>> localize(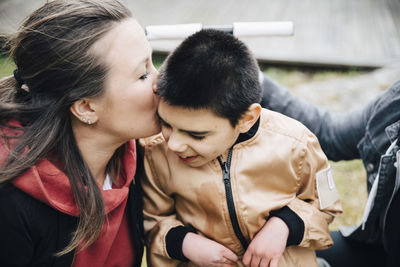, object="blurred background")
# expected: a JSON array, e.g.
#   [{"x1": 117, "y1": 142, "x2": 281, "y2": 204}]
[{"x1": 1, "y1": 0, "x2": 400, "y2": 234}]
